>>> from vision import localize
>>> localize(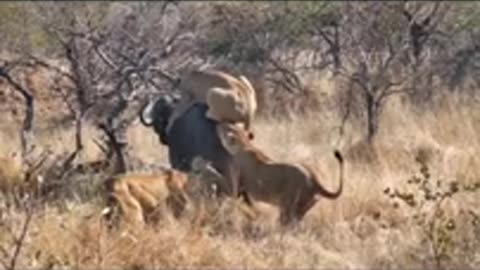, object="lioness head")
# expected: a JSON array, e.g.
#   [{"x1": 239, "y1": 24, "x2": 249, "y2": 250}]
[{"x1": 217, "y1": 123, "x2": 252, "y2": 154}]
